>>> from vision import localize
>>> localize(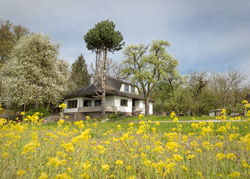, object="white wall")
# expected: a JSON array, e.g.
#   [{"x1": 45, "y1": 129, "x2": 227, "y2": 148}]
[
  {"x1": 120, "y1": 84, "x2": 139, "y2": 94},
  {"x1": 64, "y1": 95, "x2": 152, "y2": 114},
  {"x1": 115, "y1": 96, "x2": 132, "y2": 113},
  {"x1": 63, "y1": 97, "x2": 81, "y2": 113},
  {"x1": 149, "y1": 102, "x2": 153, "y2": 115},
  {"x1": 134, "y1": 100, "x2": 153, "y2": 115},
  {"x1": 106, "y1": 96, "x2": 116, "y2": 106}
]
